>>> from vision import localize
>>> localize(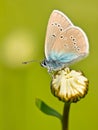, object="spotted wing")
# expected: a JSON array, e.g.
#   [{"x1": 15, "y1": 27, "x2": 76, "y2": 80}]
[
  {"x1": 48, "y1": 26, "x2": 89, "y2": 64},
  {"x1": 45, "y1": 10, "x2": 73, "y2": 59}
]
